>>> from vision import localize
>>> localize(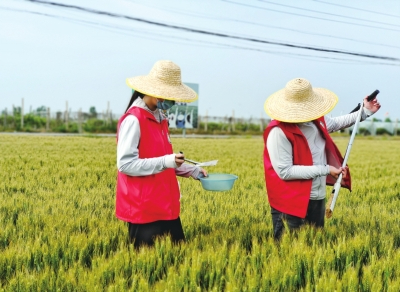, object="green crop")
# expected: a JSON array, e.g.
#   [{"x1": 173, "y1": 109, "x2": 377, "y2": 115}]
[{"x1": 0, "y1": 135, "x2": 399, "y2": 291}]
